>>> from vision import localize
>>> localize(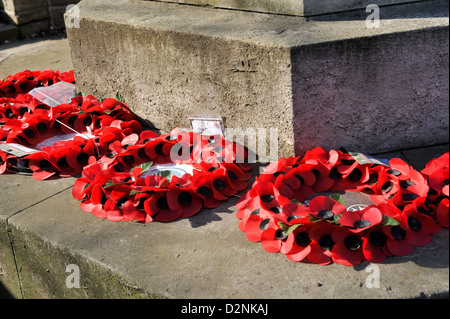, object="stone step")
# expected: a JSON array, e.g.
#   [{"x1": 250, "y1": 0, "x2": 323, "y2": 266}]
[
  {"x1": 1, "y1": 144, "x2": 448, "y2": 299},
  {"x1": 145, "y1": 0, "x2": 429, "y2": 17},
  {"x1": 66, "y1": 0, "x2": 449, "y2": 160}
]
